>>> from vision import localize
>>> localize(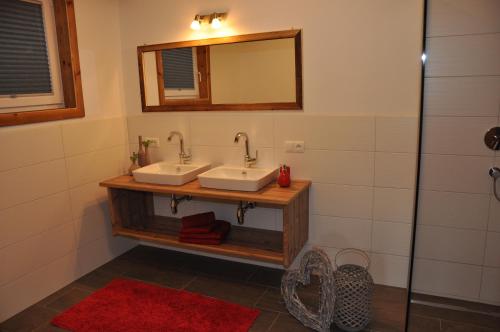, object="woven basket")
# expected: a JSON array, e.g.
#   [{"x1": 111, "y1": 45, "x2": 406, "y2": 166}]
[{"x1": 333, "y1": 248, "x2": 374, "y2": 332}]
